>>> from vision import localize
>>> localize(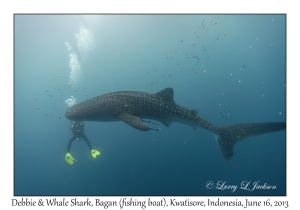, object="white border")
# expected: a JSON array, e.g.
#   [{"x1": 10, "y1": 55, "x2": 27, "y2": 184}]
[{"x1": 2, "y1": 0, "x2": 298, "y2": 209}]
